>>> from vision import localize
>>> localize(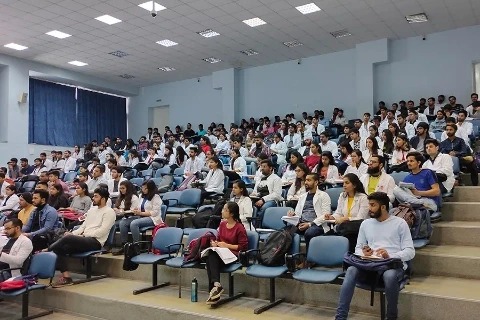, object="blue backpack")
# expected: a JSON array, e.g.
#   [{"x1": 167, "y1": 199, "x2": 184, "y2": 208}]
[{"x1": 411, "y1": 205, "x2": 433, "y2": 240}]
